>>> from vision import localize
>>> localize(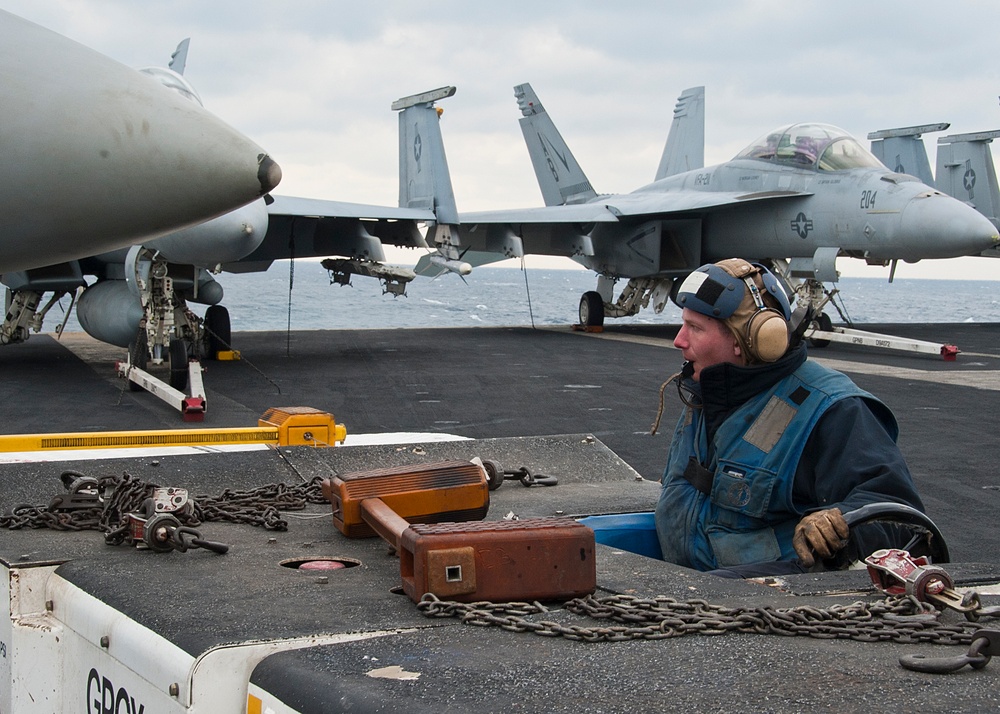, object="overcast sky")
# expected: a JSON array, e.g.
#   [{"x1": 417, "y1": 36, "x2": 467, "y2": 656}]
[{"x1": 6, "y1": 1, "x2": 1000, "y2": 280}]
